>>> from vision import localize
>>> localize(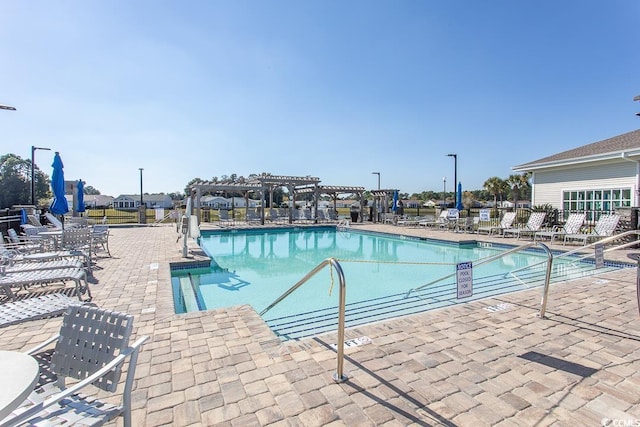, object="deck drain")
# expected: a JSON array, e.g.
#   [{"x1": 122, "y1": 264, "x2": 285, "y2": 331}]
[
  {"x1": 484, "y1": 303, "x2": 513, "y2": 312},
  {"x1": 149, "y1": 263, "x2": 159, "y2": 270}
]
